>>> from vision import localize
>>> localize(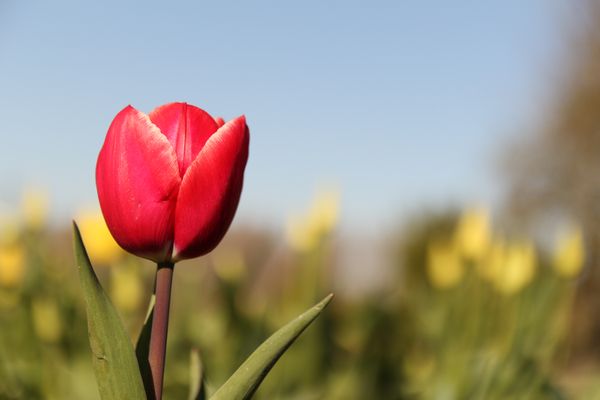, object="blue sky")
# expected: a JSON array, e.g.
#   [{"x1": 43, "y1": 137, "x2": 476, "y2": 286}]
[{"x1": 0, "y1": 1, "x2": 571, "y2": 230}]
